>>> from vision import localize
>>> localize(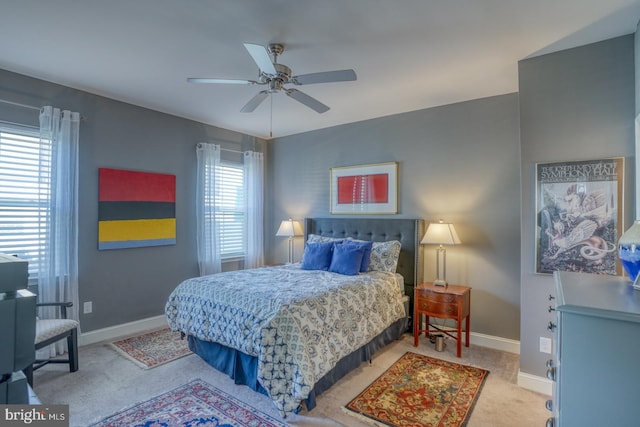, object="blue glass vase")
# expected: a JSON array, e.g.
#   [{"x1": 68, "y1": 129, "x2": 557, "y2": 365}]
[{"x1": 618, "y1": 220, "x2": 640, "y2": 286}]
